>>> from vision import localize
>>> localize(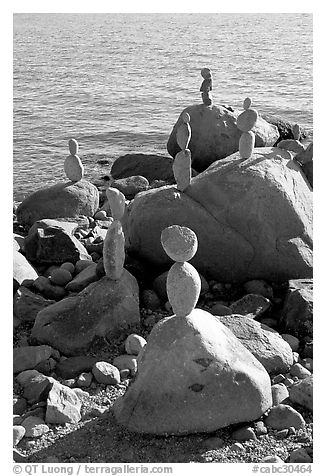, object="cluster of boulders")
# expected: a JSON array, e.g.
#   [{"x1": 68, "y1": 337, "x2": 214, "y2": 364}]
[{"x1": 13, "y1": 84, "x2": 313, "y2": 463}]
